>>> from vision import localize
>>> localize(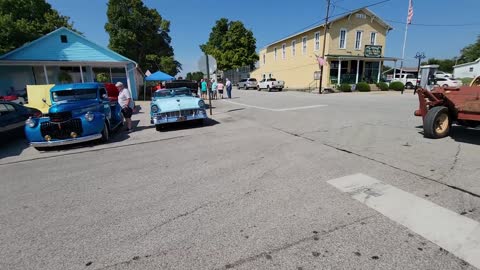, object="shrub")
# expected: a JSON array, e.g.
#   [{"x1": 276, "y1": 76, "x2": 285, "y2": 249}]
[
  {"x1": 460, "y1": 77, "x2": 473, "y2": 86},
  {"x1": 338, "y1": 83, "x2": 352, "y2": 92},
  {"x1": 356, "y1": 82, "x2": 371, "y2": 92},
  {"x1": 389, "y1": 81, "x2": 405, "y2": 91},
  {"x1": 96, "y1": 73, "x2": 110, "y2": 83},
  {"x1": 378, "y1": 82, "x2": 389, "y2": 91}
]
